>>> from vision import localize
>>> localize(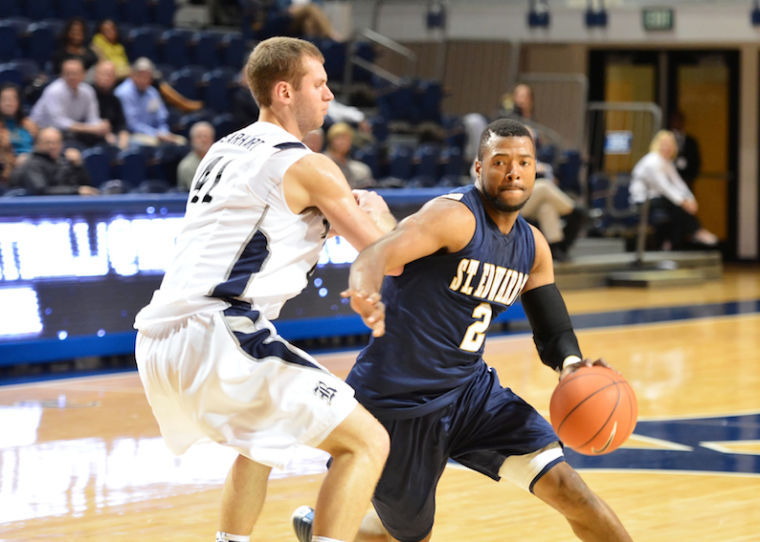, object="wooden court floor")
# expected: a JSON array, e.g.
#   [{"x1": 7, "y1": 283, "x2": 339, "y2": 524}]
[{"x1": 1, "y1": 264, "x2": 759, "y2": 541}]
